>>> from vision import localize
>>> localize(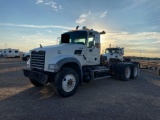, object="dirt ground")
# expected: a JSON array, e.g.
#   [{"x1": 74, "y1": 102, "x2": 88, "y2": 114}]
[{"x1": 0, "y1": 58, "x2": 160, "y2": 120}]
